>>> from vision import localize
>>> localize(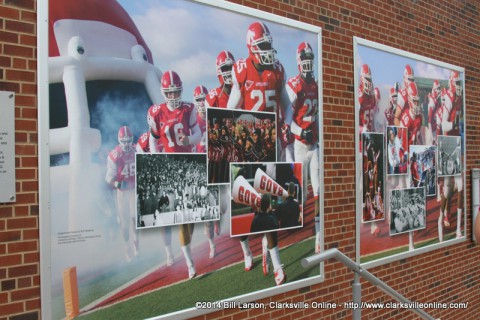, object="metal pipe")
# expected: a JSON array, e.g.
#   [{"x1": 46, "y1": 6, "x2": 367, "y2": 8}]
[{"x1": 302, "y1": 249, "x2": 435, "y2": 320}]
